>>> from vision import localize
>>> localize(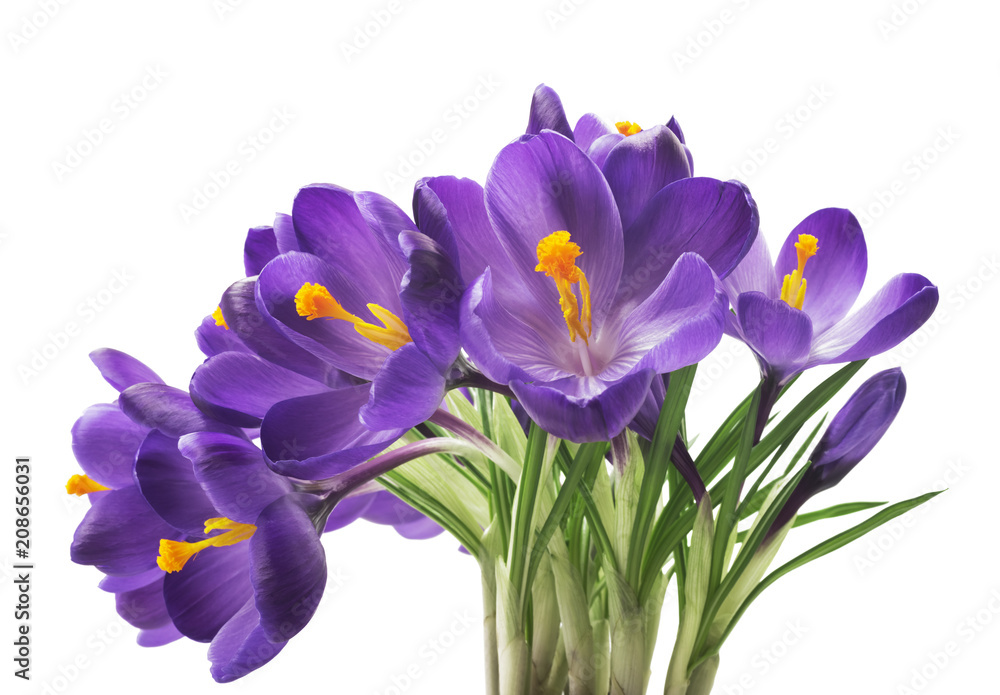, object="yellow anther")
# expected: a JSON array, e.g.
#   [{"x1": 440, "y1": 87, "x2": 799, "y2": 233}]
[
  {"x1": 212, "y1": 306, "x2": 229, "y2": 330},
  {"x1": 294, "y1": 283, "x2": 411, "y2": 351},
  {"x1": 535, "y1": 231, "x2": 592, "y2": 343},
  {"x1": 779, "y1": 234, "x2": 819, "y2": 310},
  {"x1": 156, "y1": 517, "x2": 257, "y2": 574},
  {"x1": 615, "y1": 121, "x2": 642, "y2": 136},
  {"x1": 65, "y1": 474, "x2": 110, "y2": 496}
]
